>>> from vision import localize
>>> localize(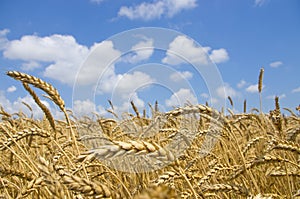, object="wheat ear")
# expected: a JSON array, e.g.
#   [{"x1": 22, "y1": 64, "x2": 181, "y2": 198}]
[
  {"x1": 7, "y1": 71, "x2": 79, "y2": 154},
  {"x1": 258, "y1": 67, "x2": 264, "y2": 112},
  {"x1": 228, "y1": 96, "x2": 233, "y2": 108},
  {"x1": 244, "y1": 99, "x2": 247, "y2": 113},
  {"x1": 7, "y1": 71, "x2": 65, "y2": 111}
]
